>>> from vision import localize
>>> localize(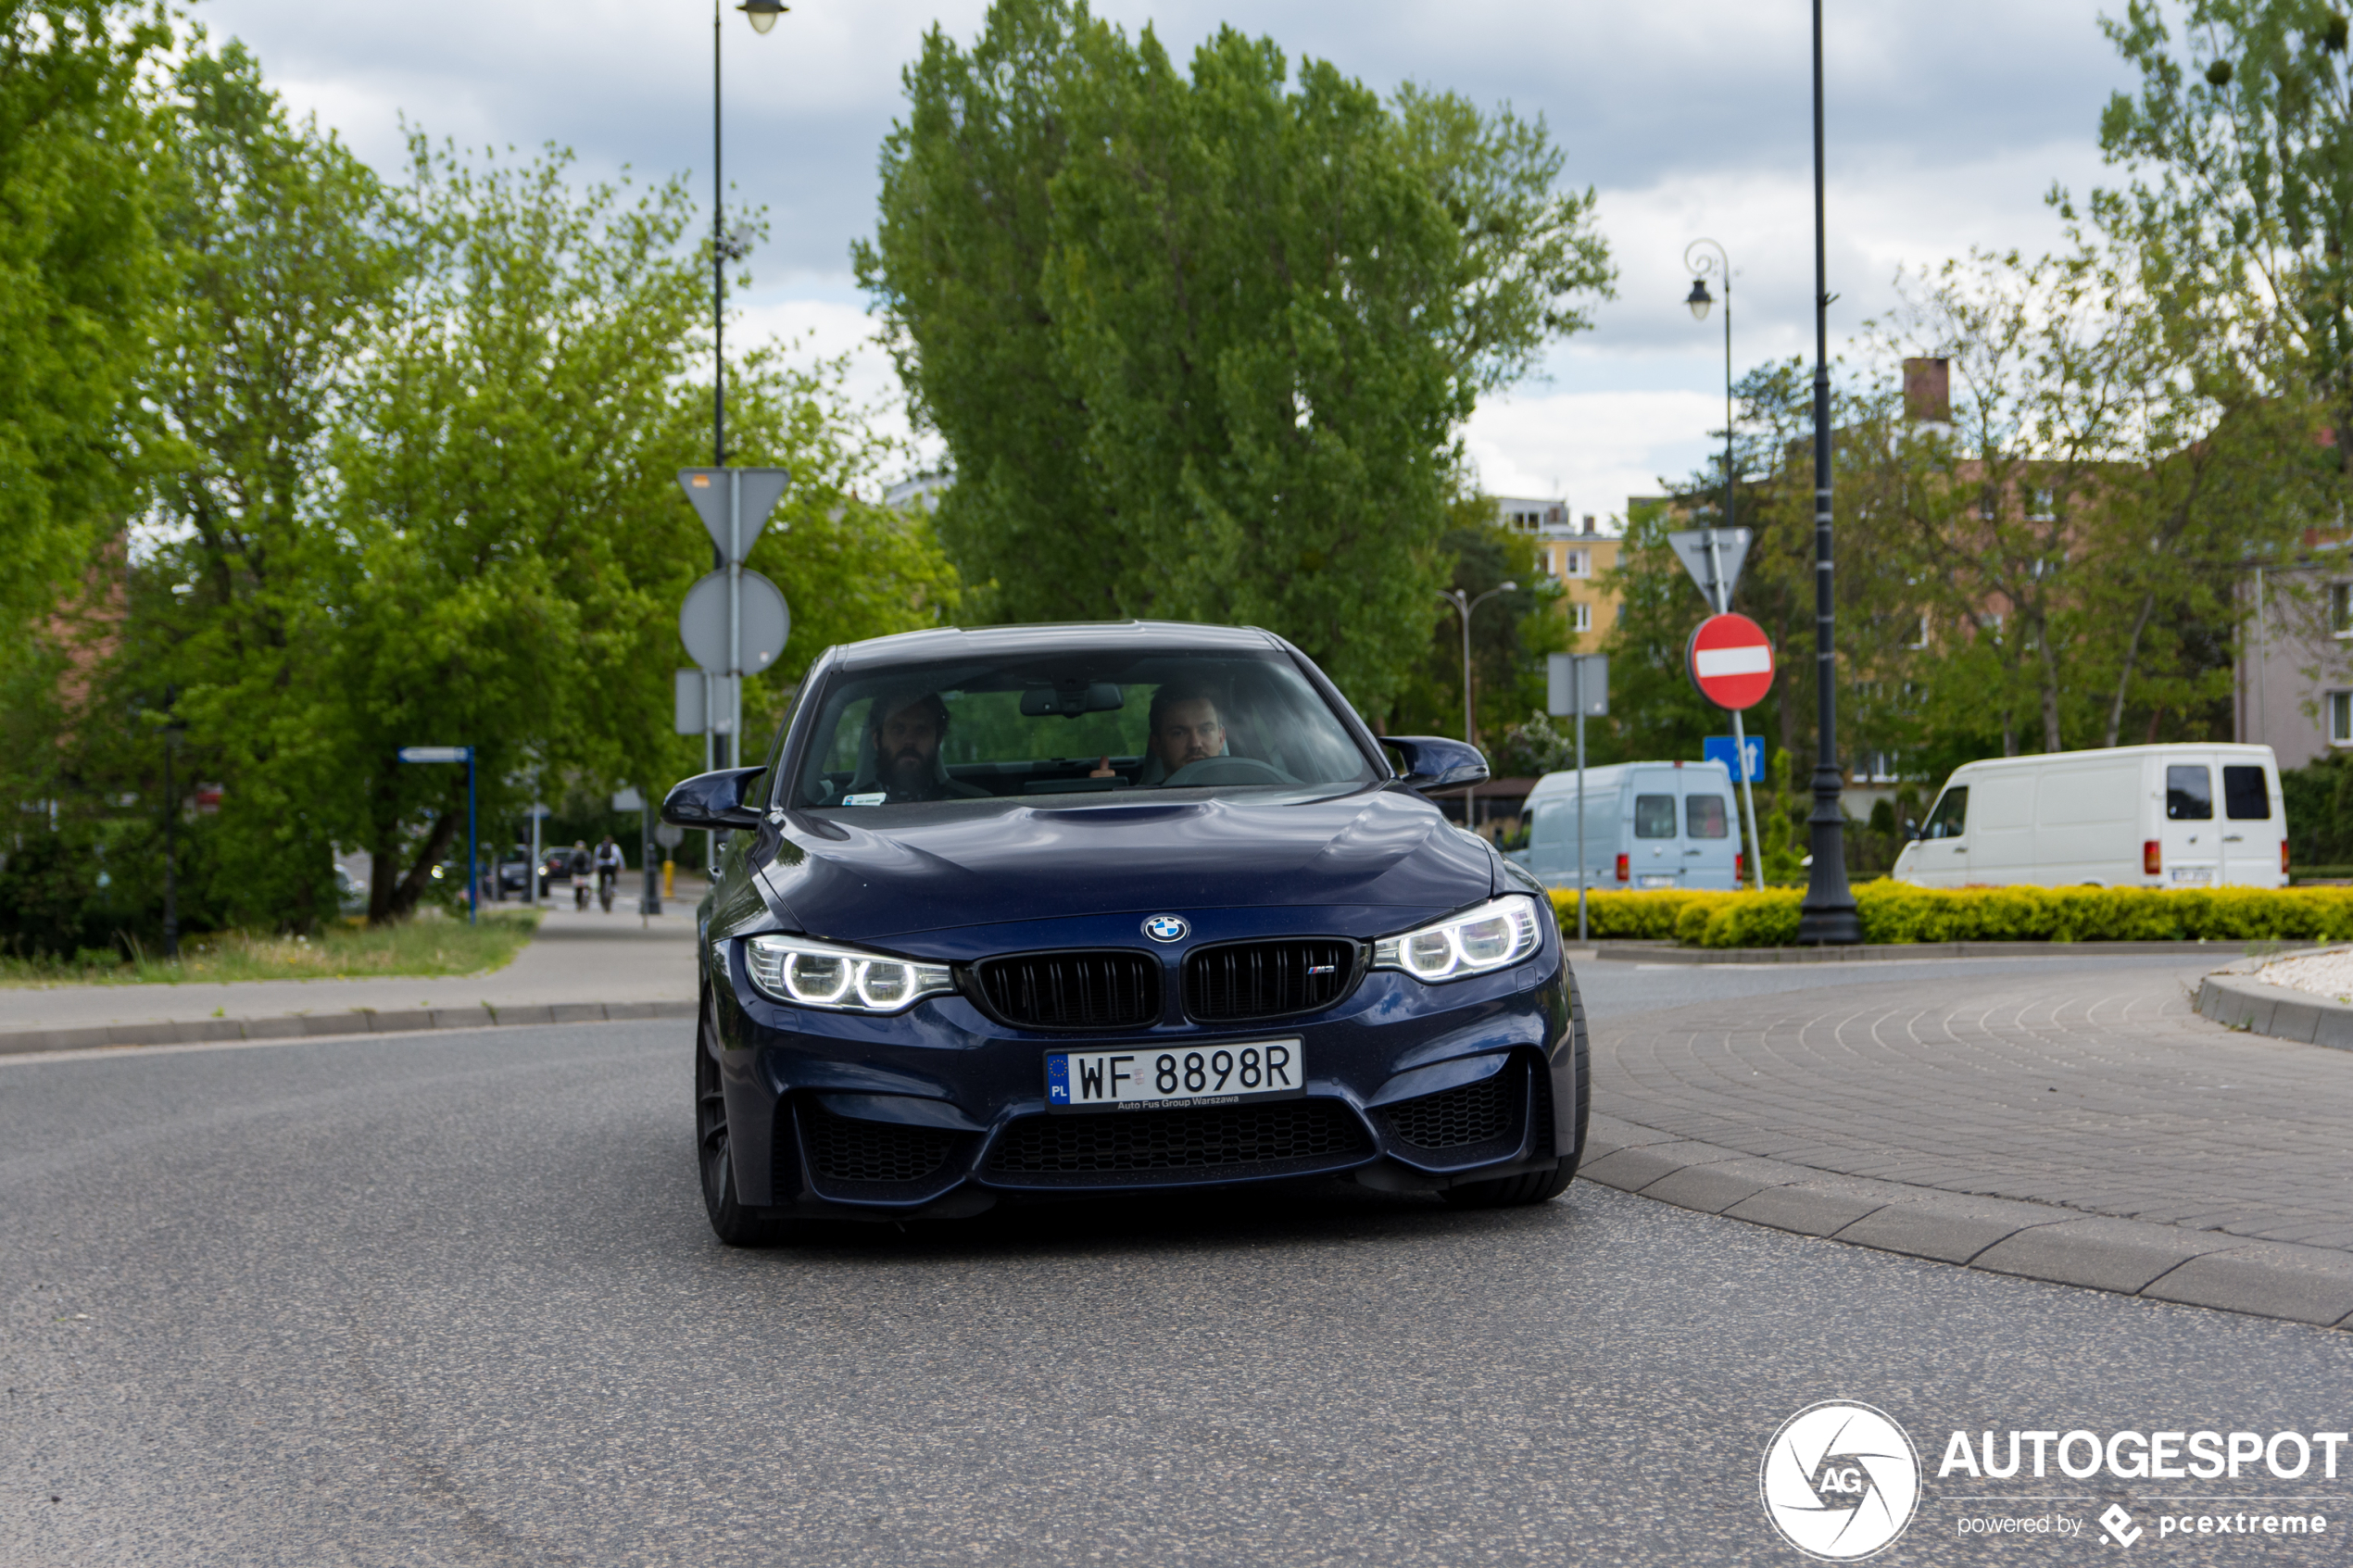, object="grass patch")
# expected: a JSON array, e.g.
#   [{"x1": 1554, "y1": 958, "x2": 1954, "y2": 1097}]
[{"x1": 0, "y1": 910, "x2": 541, "y2": 986}]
